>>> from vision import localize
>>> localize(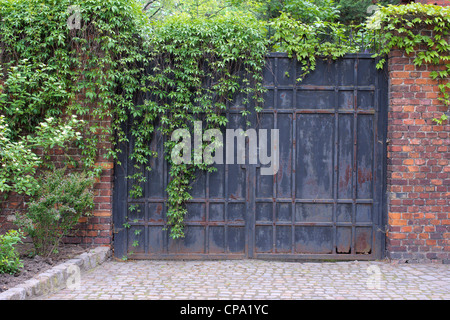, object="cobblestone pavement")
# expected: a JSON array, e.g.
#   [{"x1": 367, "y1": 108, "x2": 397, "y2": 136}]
[{"x1": 40, "y1": 259, "x2": 450, "y2": 300}]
